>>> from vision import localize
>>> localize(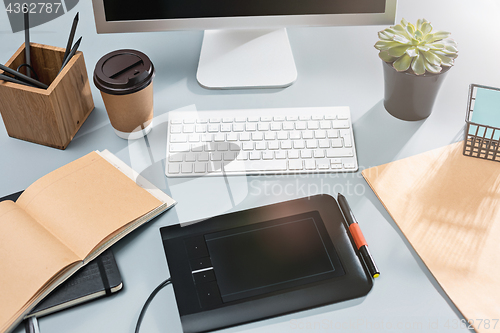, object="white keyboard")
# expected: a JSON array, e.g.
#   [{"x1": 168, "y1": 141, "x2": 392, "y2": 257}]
[{"x1": 165, "y1": 107, "x2": 358, "y2": 177}]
